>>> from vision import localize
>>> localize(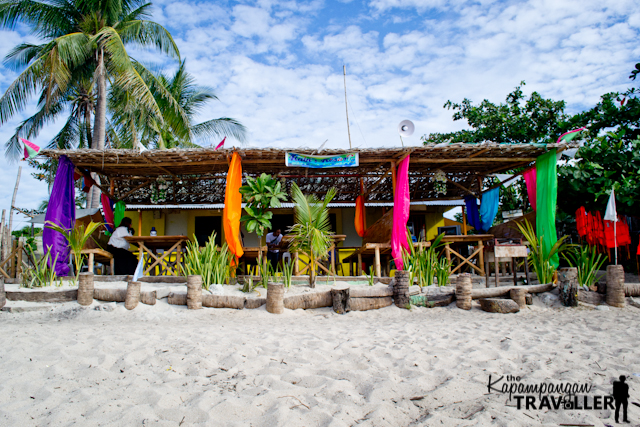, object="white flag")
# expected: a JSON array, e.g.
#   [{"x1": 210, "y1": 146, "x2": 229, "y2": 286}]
[
  {"x1": 603, "y1": 188, "x2": 618, "y2": 222},
  {"x1": 132, "y1": 253, "x2": 145, "y2": 282}
]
